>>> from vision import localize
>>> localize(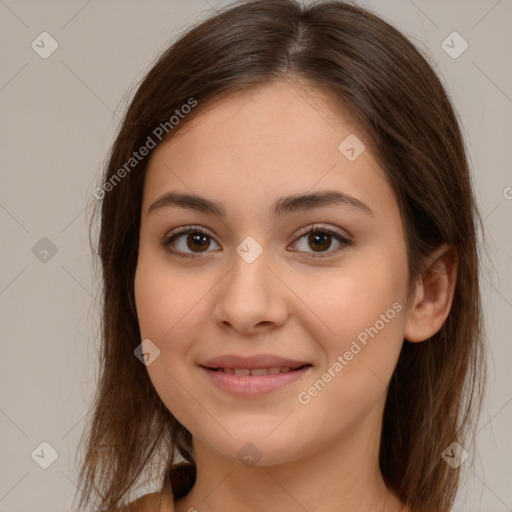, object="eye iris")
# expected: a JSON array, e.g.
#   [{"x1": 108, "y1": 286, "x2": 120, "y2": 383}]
[
  {"x1": 308, "y1": 232, "x2": 331, "y2": 252},
  {"x1": 187, "y1": 233, "x2": 210, "y2": 252}
]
